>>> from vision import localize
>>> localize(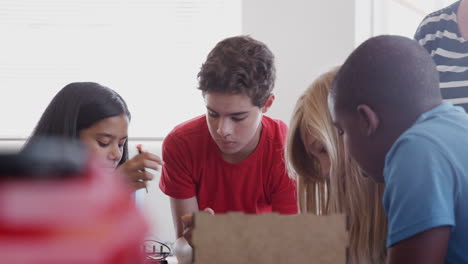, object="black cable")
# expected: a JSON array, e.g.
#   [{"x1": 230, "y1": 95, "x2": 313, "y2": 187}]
[{"x1": 143, "y1": 239, "x2": 172, "y2": 263}]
